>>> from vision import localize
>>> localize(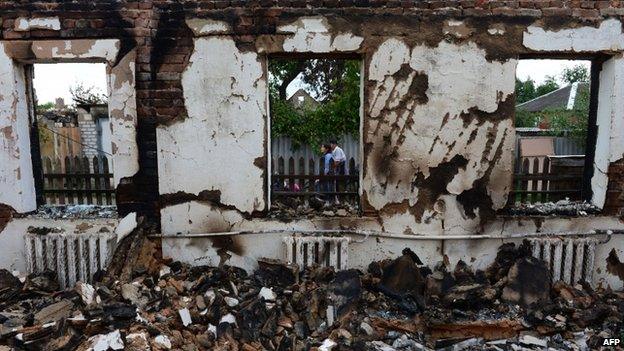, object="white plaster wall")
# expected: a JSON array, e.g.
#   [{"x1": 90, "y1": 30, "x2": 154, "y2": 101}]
[
  {"x1": 593, "y1": 57, "x2": 616, "y2": 207},
  {"x1": 593, "y1": 234, "x2": 624, "y2": 289},
  {"x1": 108, "y1": 50, "x2": 139, "y2": 185},
  {"x1": 0, "y1": 218, "x2": 119, "y2": 272},
  {"x1": 607, "y1": 55, "x2": 624, "y2": 164},
  {"x1": 277, "y1": 17, "x2": 364, "y2": 53},
  {"x1": 364, "y1": 38, "x2": 516, "y2": 233},
  {"x1": 30, "y1": 39, "x2": 119, "y2": 62},
  {"x1": 0, "y1": 43, "x2": 37, "y2": 213},
  {"x1": 523, "y1": 19, "x2": 624, "y2": 52},
  {"x1": 157, "y1": 36, "x2": 267, "y2": 214},
  {"x1": 162, "y1": 223, "x2": 624, "y2": 290}
]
